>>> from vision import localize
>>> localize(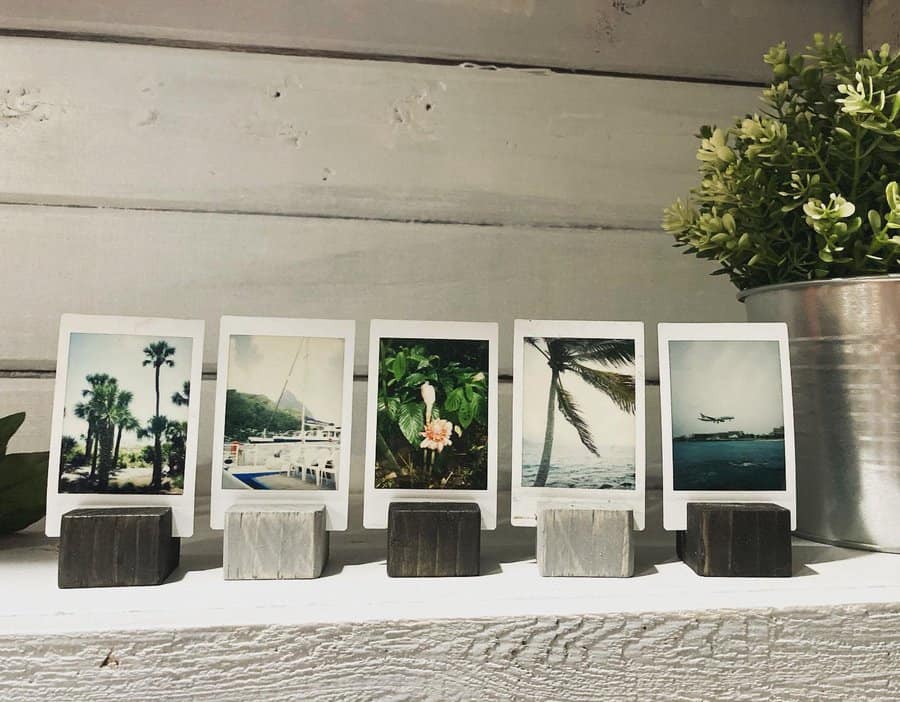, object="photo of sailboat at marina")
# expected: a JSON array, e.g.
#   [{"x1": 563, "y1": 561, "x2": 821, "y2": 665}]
[
  {"x1": 668, "y1": 339, "x2": 787, "y2": 491},
  {"x1": 221, "y1": 334, "x2": 346, "y2": 491}
]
